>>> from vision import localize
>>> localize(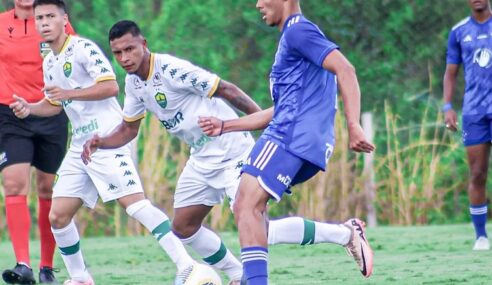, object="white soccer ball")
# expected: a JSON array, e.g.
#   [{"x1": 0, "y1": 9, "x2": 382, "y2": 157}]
[{"x1": 182, "y1": 263, "x2": 222, "y2": 285}]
